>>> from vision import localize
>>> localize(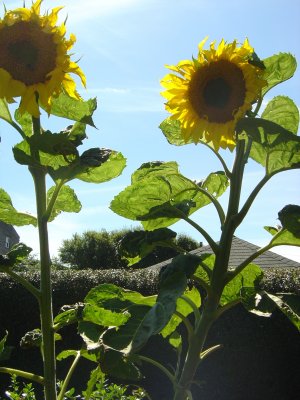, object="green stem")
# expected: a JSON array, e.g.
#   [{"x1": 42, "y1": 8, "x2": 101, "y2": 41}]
[
  {"x1": 202, "y1": 142, "x2": 232, "y2": 178},
  {"x1": 2, "y1": 269, "x2": 41, "y2": 301},
  {"x1": 174, "y1": 311, "x2": 194, "y2": 341},
  {"x1": 173, "y1": 140, "x2": 248, "y2": 400},
  {"x1": 196, "y1": 186, "x2": 226, "y2": 225},
  {"x1": 0, "y1": 367, "x2": 44, "y2": 385},
  {"x1": 30, "y1": 116, "x2": 57, "y2": 400},
  {"x1": 44, "y1": 180, "x2": 66, "y2": 222},
  {"x1": 57, "y1": 352, "x2": 81, "y2": 400},
  {"x1": 138, "y1": 355, "x2": 175, "y2": 386}
]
